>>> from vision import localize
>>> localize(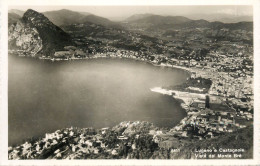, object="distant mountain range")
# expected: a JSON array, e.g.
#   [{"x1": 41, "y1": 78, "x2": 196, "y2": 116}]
[
  {"x1": 42, "y1": 9, "x2": 92, "y2": 26},
  {"x1": 125, "y1": 13, "x2": 253, "y2": 23},
  {"x1": 184, "y1": 13, "x2": 253, "y2": 23},
  {"x1": 8, "y1": 9, "x2": 253, "y2": 29},
  {"x1": 9, "y1": 9, "x2": 120, "y2": 28},
  {"x1": 8, "y1": 9, "x2": 24, "y2": 17},
  {"x1": 8, "y1": 9, "x2": 25, "y2": 25},
  {"x1": 8, "y1": 13, "x2": 21, "y2": 25},
  {"x1": 126, "y1": 14, "x2": 191, "y2": 24},
  {"x1": 42, "y1": 9, "x2": 119, "y2": 28},
  {"x1": 124, "y1": 13, "x2": 253, "y2": 31},
  {"x1": 125, "y1": 13, "x2": 154, "y2": 22},
  {"x1": 8, "y1": 9, "x2": 253, "y2": 57}
]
